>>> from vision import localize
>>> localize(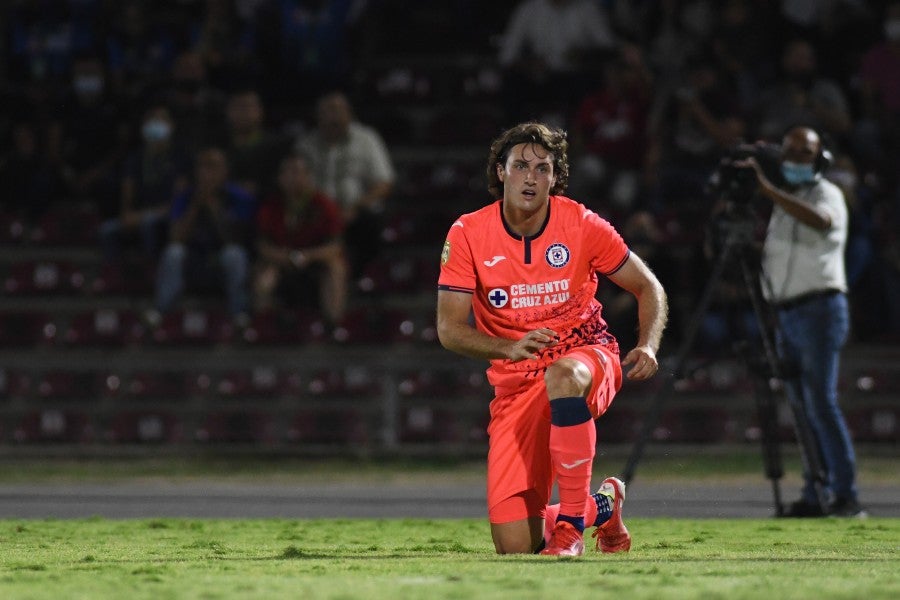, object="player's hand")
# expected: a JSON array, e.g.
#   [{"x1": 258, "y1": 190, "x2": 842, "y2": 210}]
[
  {"x1": 622, "y1": 345, "x2": 658, "y2": 380},
  {"x1": 507, "y1": 328, "x2": 558, "y2": 362}
]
